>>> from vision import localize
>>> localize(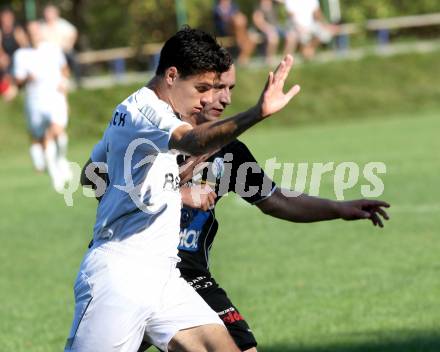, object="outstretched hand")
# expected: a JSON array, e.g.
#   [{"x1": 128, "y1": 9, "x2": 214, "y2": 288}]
[
  {"x1": 338, "y1": 199, "x2": 390, "y2": 227},
  {"x1": 259, "y1": 54, "x2": 301, "y2": 118}
]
